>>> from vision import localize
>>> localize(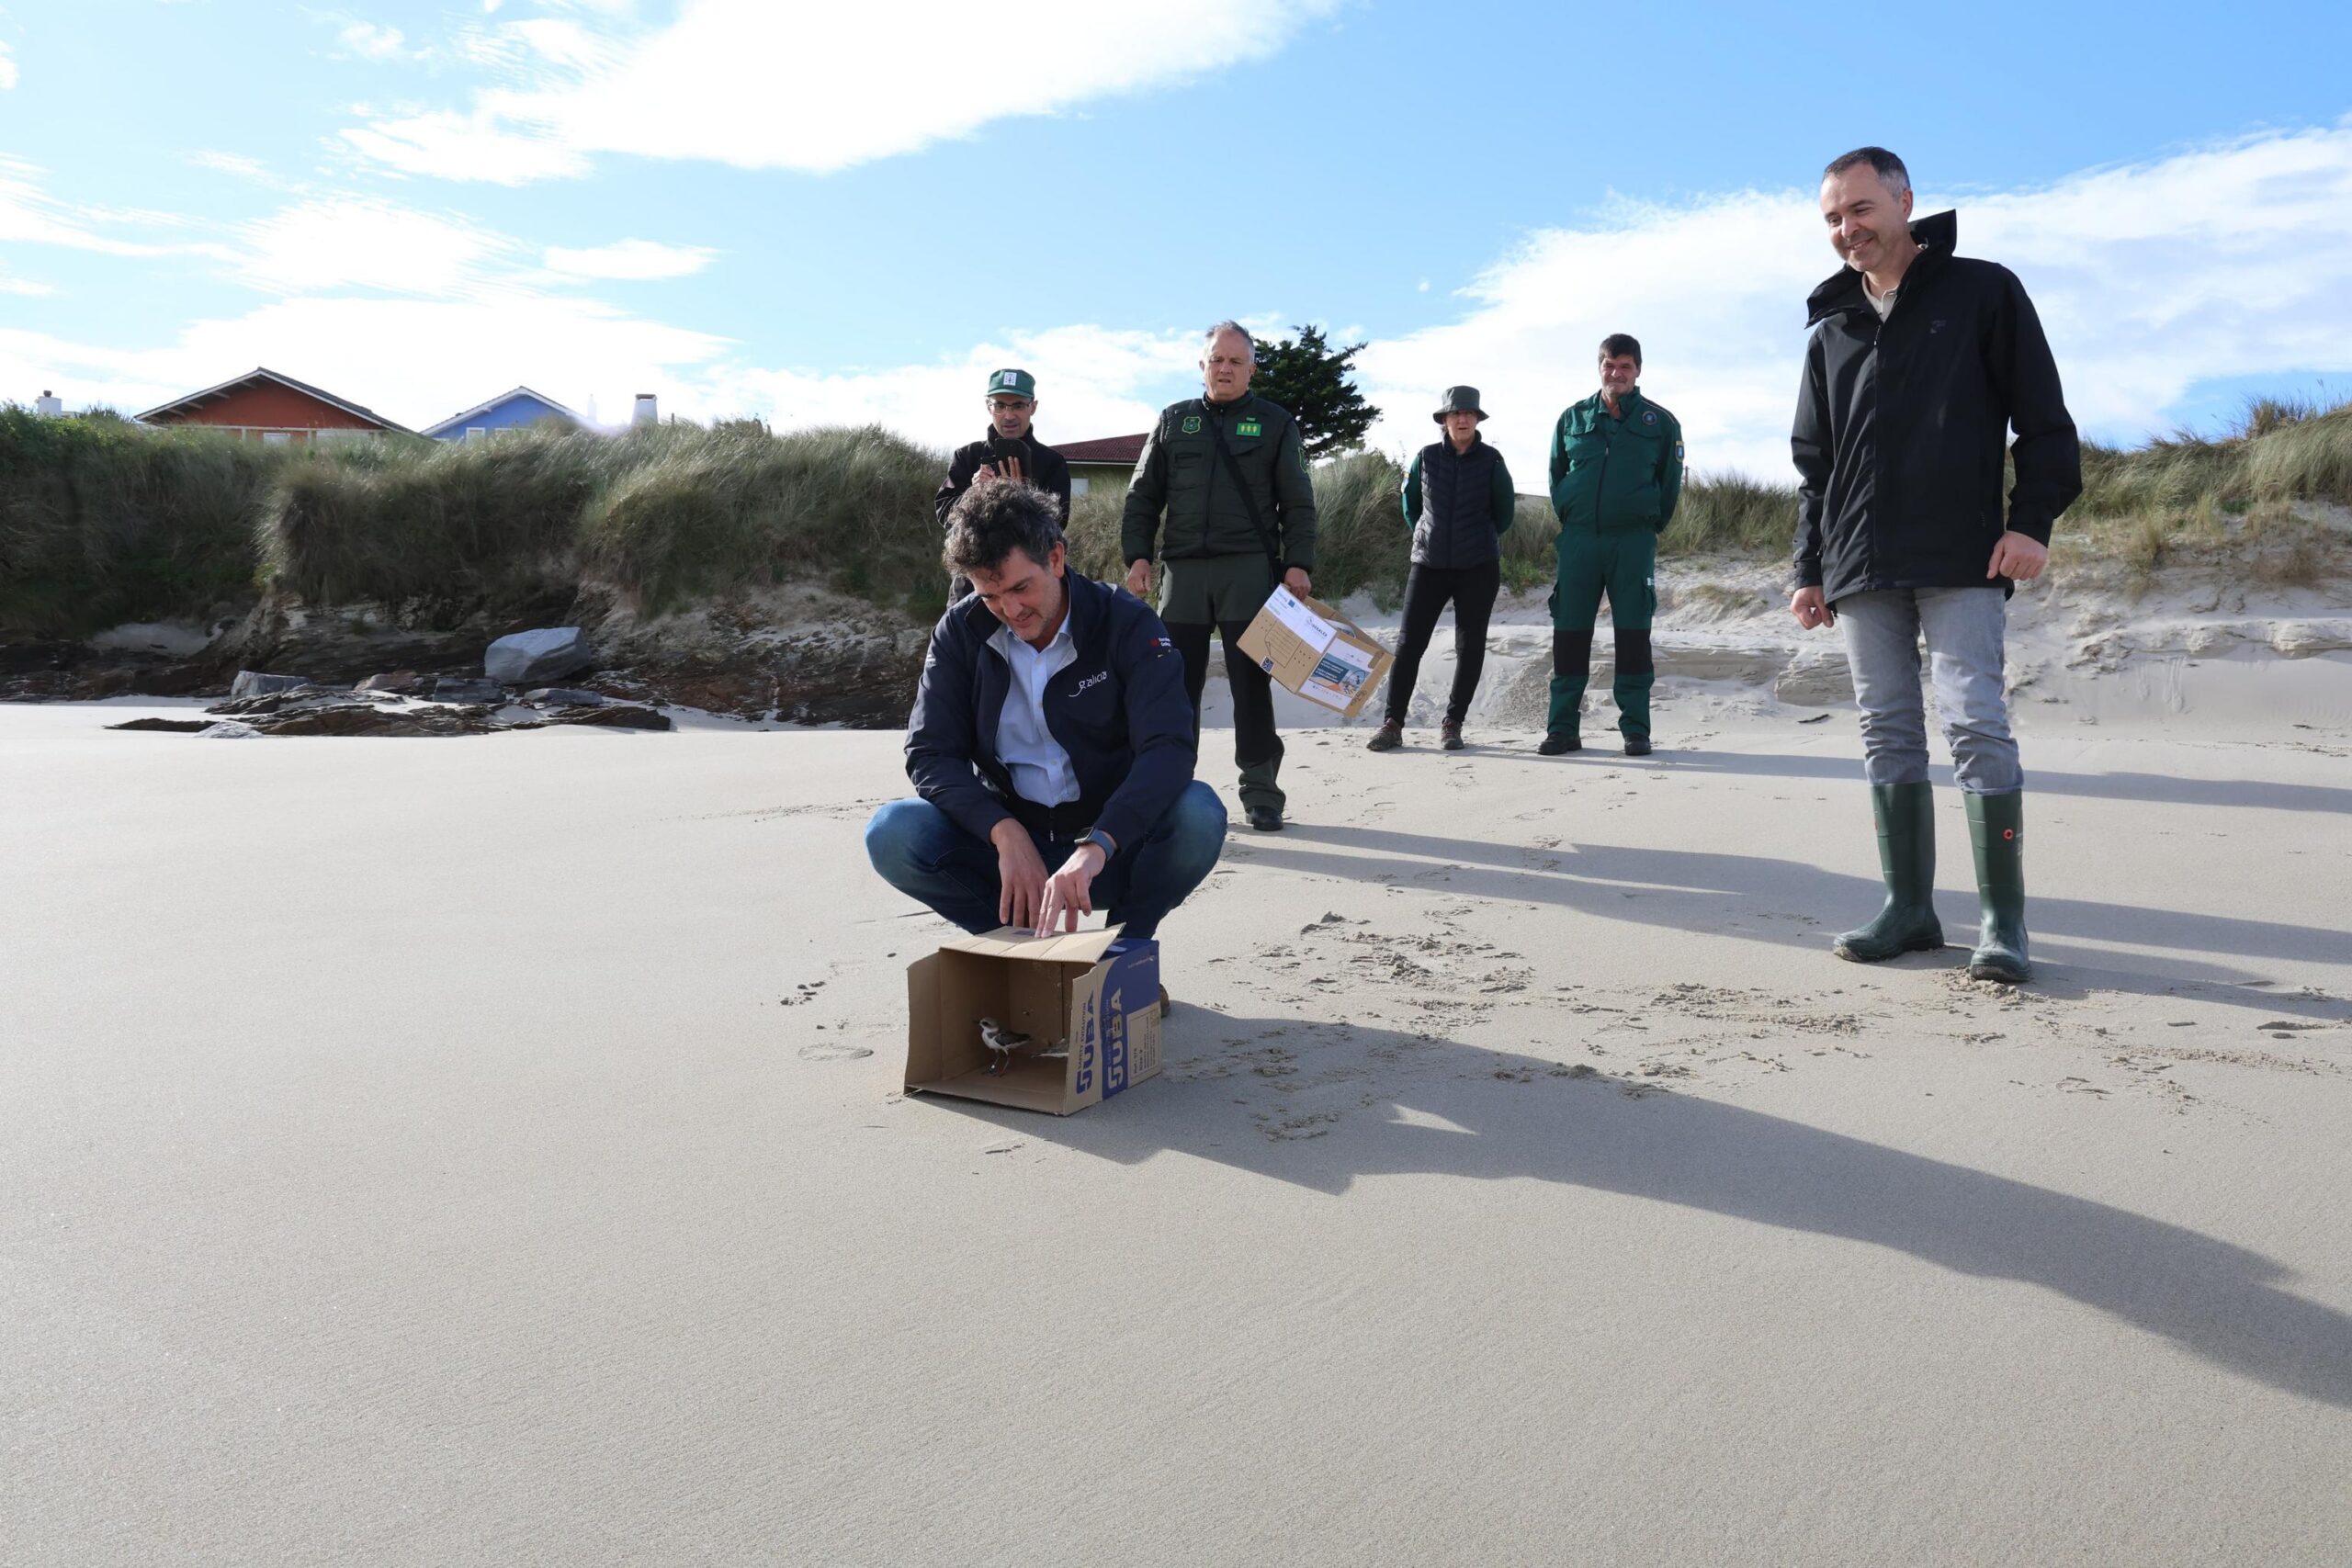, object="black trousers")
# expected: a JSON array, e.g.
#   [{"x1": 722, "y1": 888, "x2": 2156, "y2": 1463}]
[
  {"x1": 1167, "y1": 619, "x2": 1284, "y2": 814},
  {"x1": 1385, "y1": 559, "x2": 1502, "y2": 726}
]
